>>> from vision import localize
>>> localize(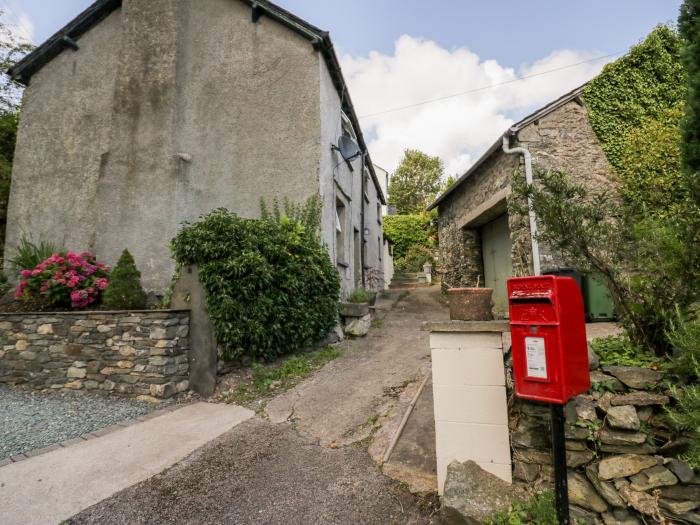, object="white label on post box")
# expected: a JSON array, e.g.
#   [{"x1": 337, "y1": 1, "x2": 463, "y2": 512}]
[{"x1": 525, "y1": 336, "x2": 547, "y2": 379}]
